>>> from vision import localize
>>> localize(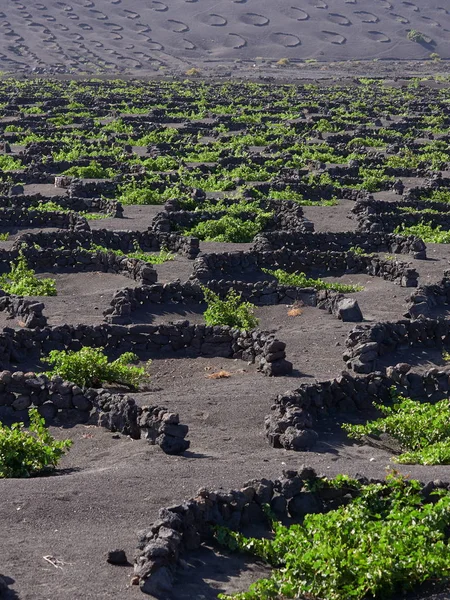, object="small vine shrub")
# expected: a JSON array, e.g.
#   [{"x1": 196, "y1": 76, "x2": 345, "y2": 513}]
[
  {"x1": 407, "y1": 29, "x2": 427, "y2": 43},
  {"x1": 394, "y1": 222, "x2": 450, "y2": 244},
  {"x1": 43, "y1": 347, "x2": 150, "y2": 390},
  {"x1": 202, "y1": 287, "x2": 259, "y2": 330},
  {"x1": 0, "y1": 408, "x2": 72, "y2": 478},
  {"x1": 0, "y1": 155, "x2": 23, "y2": 171},
  {"x1": 35, "y1": 201, "x2": 70, "y2": 214},
  {"x1": 184, "y1": 212, "x2": 272, "y2": 243},
  {"x1": 348, "y1": 245, "x2": 372, "y2": 257},
  {"x1": 0, "y1": 252, "x2": 56, "y2": 296},
  {"x1": 263, "y1": 268, "x2": 363, "y2": 293},
  {"x1": 343, "y1": 390, "x2": 450, "y2": 465},
  {"x1": 63, "y1": 160, "x2": 116, "y2": 179},
  {"x1": 91, "y1": 243, "x2": 174, "y2": 264}
]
